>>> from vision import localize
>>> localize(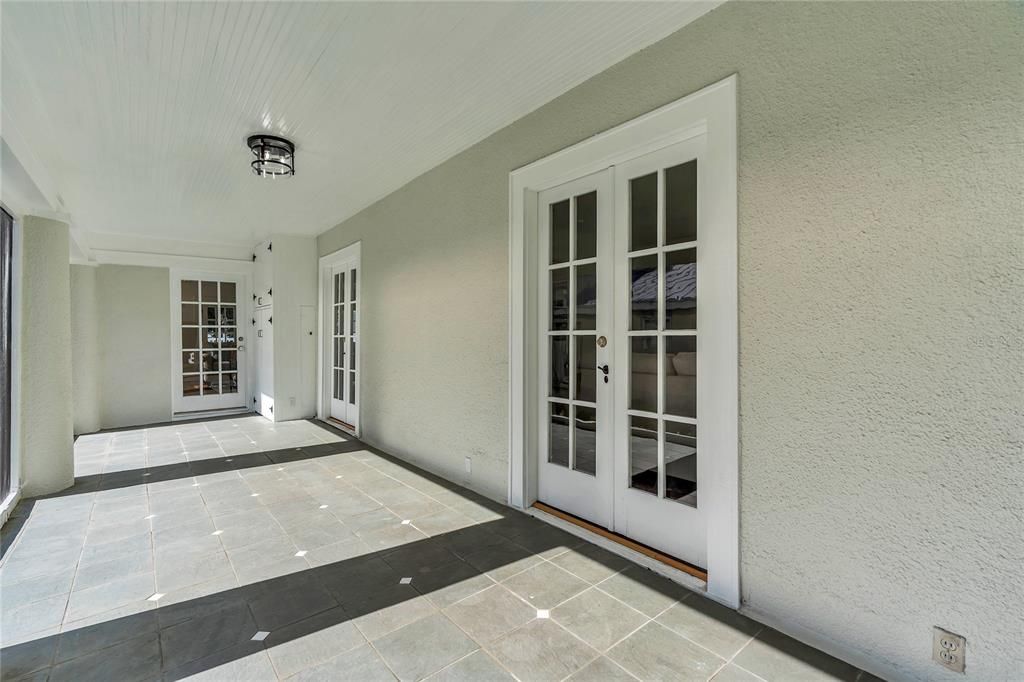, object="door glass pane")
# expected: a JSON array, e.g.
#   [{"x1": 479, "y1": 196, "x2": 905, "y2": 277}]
[
  {"x1": 665, "y1": 249, "x2": 696, "y2": 330},
  {"x1": 202, "y1": 374, "x2": 220, "y2": 395},
  {"x1": 629, "y1": 172, "x2": 658, "y2": 251},
  {"x1": 629, "y1": 416, "x2": 658, "y2": 495},
  {"x1": 221, "y1": 282, "x2": 236, "y2": 303},
  {"x1": 630, "y1": 337, "x2": 658, "y2": 413},
  {"x1": 181, "y1": 280, "x2": 199, "y2": 302},
  {"x1": 575, "y1": 191, "x2": 597, "y2": 260},
  {"x1": 183, "y1": 375, "x2": 200, "y2": 396},
  {"x1": 351, "y1": 339, "x2": 356, "y2": 366},
  {"x1": 201, "y1": 281, "x2": 218, "y2": 302},
  {"x1": 182, "y1": 351, "x2": 199, "y2": 373},
  {"x1": 348, "y1": 372, "x2": 356, "y2": 404},
  {"x1": 221, "y1": 373, "x2": 238, "y2": 394},
  {"x1": 550, "y1": 336, "x2": 569, "y2": 399},
  {"x1": 665, "y1": 160, "x2": 697, "y2": 245},
  {"x1": 221, "y1": 327, "x2": 237, "y2": 349},
  {"x1": 665, "y1": 421, "x2": 697, "y2": 506},
  {"x1": 575, "y1": 263, "x2": 596, "y2": 330},
  {"x1": 182, "y1": 328, "x2": 199, "y2": 349},
  {"x1": 548, "y1": 402, "x2": 569, "y2": 467},
  {"x1": 573, "y1": 406, "x2": 596, "y2": 476},
  {"x1": 630, "y1": 255, "x2": 658, "y2": 330},
  {"x1": 221, "y1": 351, "x2": 238, "y2": 371},
  {"x1": 575, "y1": 335, "x2": 596, "y2": 403},
  {"x1": 550, "y1": 199, "x2": 570, "y2": 264},
  {"x1": 350, "y1": 269, "x2": 357, "y2": 302},
  {"x1": 202, "y1": 304, "x2": 218, "y2": 326},
  {"x1": 333, "y1": 369, "x2": 342, "y2": 401},
  {"x1": 201, "y1": 350, "x2": 219, "y2": 372},
  {"x1": 203, "y1": 328, "x2": 218, "y2": 348},
  {"x1": 336, "y1": 338, "x2": 345, "y2": 369},
  {"x1": 550, "y1": 267, "x2": 569, "y2": 331},
  {"x1": 220, "y1": 306, "x2": 236, "y2": 326},
  {"x1": 335, "y1": 305, "x2": 344, "y2": 335},
  {"x1": 181, "y1": 304, "x2": 198, "y2": 326},
  {"x1": 664, "y1": 336, "x2": 696, "y2": 418},
  {"x1": 350, "y1": 304, "x2": 357, "y2": 335}
]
